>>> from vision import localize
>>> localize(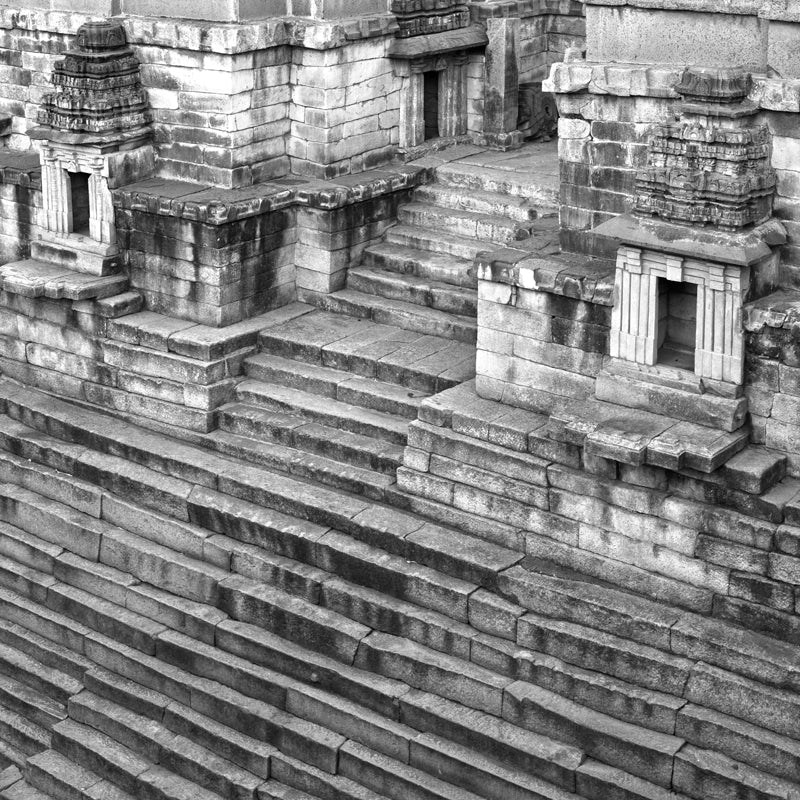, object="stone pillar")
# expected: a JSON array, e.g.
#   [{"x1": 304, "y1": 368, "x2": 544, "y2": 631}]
[
  {"x1": 440, "y1": 58, "x2": 467, "y2": 138},
  {"x1": 481, "y1": 17, "x2": 522, "y2": 150},
  {"x1": 609, "y1": 246, "x2": 658, "y2": 365},
  {"x1": 399, "y1": 69, "x2": 425, "y2": 149}
]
